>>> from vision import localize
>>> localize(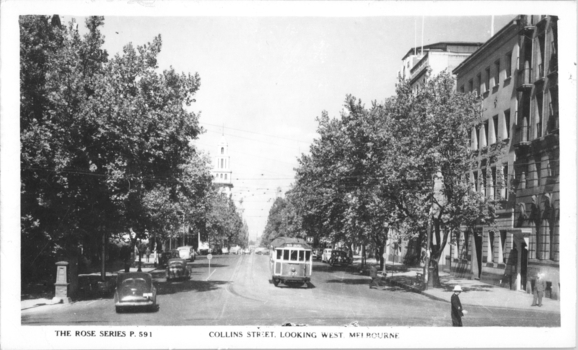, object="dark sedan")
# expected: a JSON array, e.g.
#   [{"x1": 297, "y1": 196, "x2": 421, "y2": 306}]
[
  {"x1": 166, "y1": 250, "x2": 190, "y2": 281},
  {"x1": 328, "y1": 250, "x2": 352, "y2": 267},
  {"x1": 114, "y1": 272, "x2": 157, "y2": 313}
]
